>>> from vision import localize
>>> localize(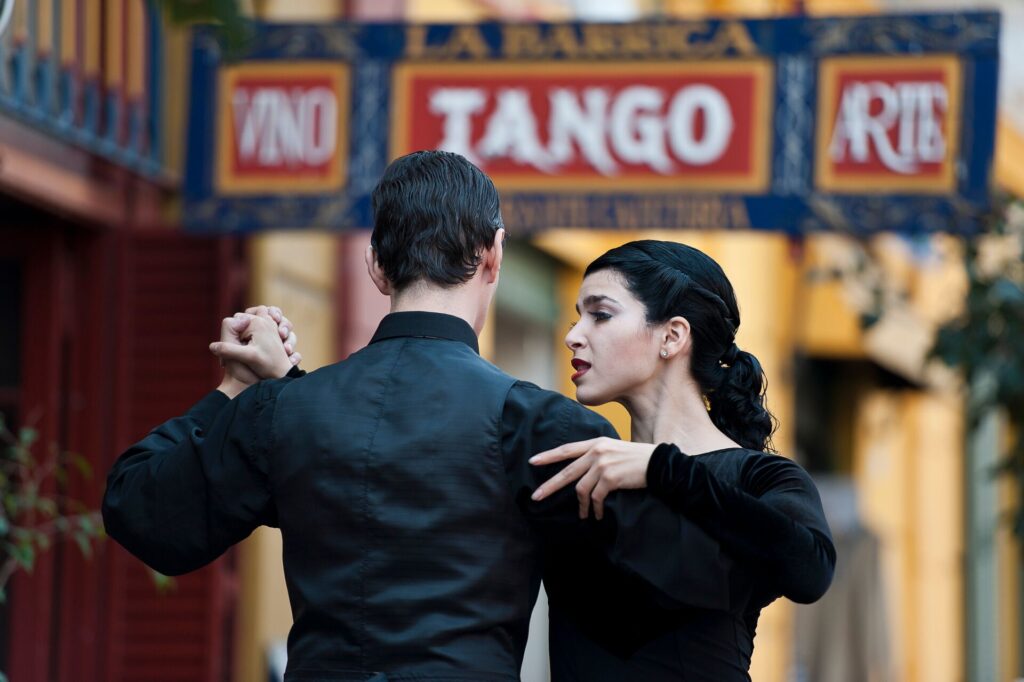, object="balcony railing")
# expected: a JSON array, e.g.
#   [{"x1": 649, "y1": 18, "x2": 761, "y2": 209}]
[{"x1": 0, "y1": 0, "x2": 164, "y2": 177}]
